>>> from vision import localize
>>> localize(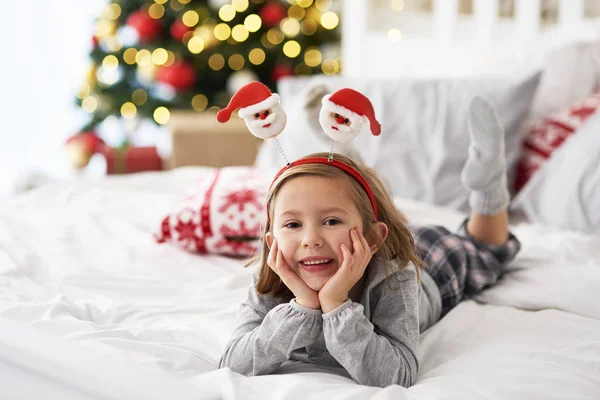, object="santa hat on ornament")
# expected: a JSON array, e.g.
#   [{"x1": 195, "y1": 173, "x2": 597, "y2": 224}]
[
  {"x1": 217, "y1": 81, "x2": 281, "y2": 123},
  {"x1": 321, "y1": 88, "x2": 381, "y2": 136}
]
